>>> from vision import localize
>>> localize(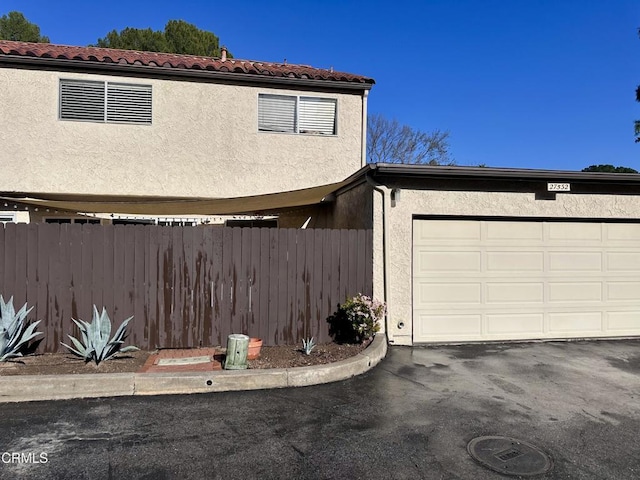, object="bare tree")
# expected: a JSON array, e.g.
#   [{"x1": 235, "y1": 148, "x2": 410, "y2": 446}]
[{"x1": 367, "y1": 113, "x2": 452, "y2": 165}]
